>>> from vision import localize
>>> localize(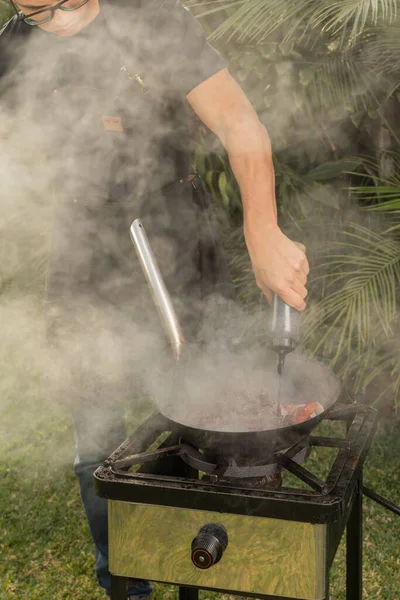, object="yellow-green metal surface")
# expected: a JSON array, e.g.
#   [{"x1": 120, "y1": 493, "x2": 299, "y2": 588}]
[{"x1": 109, "y1": 501, "x2": 327, "y2": 600}]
